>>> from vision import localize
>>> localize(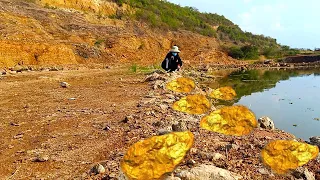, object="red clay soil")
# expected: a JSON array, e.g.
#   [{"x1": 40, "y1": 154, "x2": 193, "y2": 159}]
[{"x1": 0, "y1": 67, "x2": 148, "y2": 179}]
